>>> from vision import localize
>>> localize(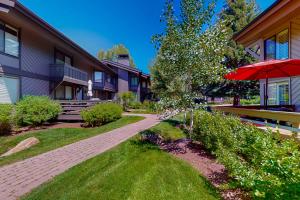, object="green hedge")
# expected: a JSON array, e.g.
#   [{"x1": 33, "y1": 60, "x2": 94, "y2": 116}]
[
  {"x1": 193, "y1": 111, "x2": 300, "y2": 199},
  {"x1": 81, "y1": 103, "x2": 122, "y2": 127},
  {"x1": 0, "y1": 104, "x2": 15, "y2": 135},
  {"x1": 240, "y1": 96, "x2": 260, "y2": 105},
  {"x1": 16, "y1": 96, "x2": 62, "y2": 126},
  {"x1": 128, "y1": 101, "x2": 143, "y2": 109}
]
